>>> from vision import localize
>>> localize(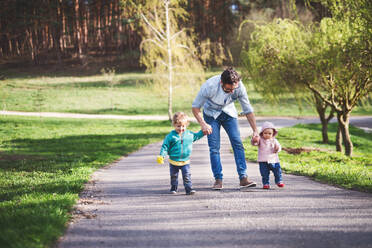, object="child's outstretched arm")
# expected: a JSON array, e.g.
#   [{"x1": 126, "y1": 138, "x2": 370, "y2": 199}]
[
  {"x1": 192, "y1": 130, "x2": 205, "y2": 142},
  {"x1": 157, "y1": 135, "x2": 170, "y2": 164}
]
